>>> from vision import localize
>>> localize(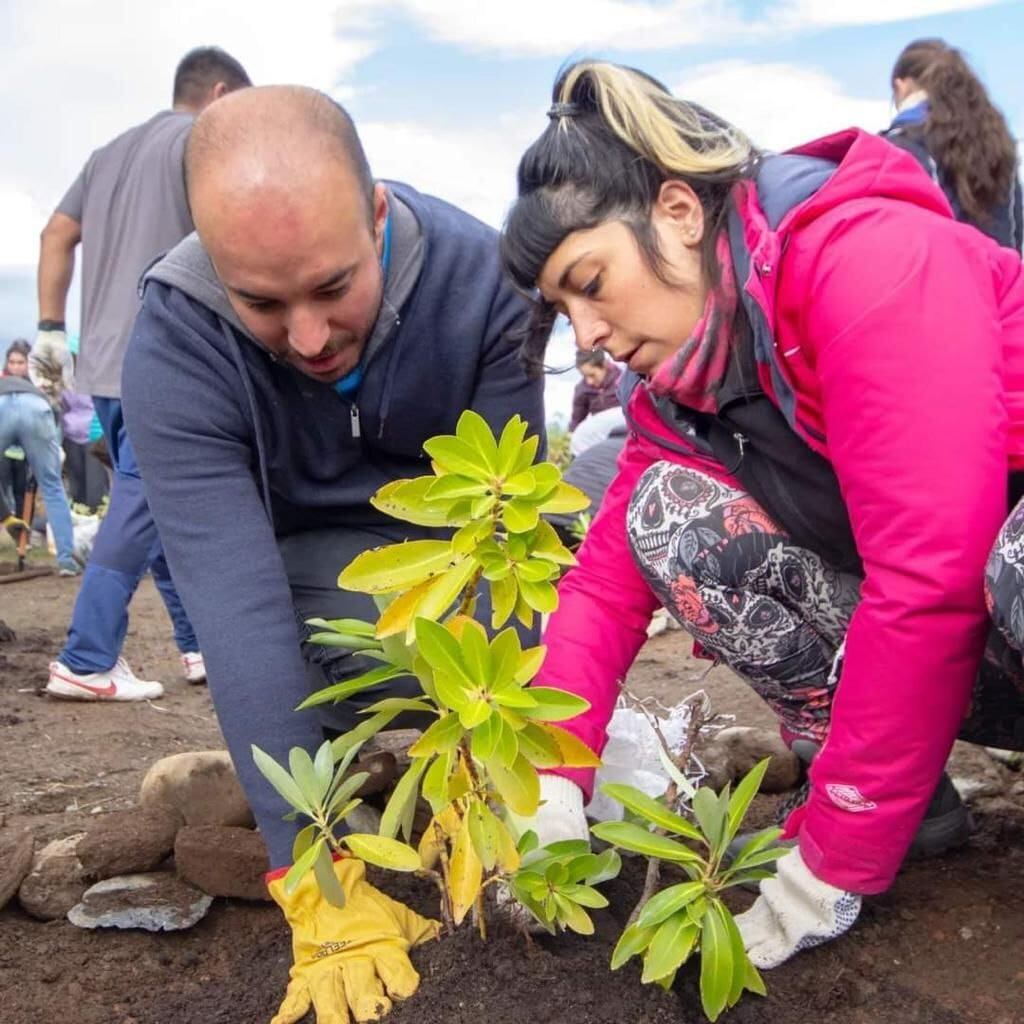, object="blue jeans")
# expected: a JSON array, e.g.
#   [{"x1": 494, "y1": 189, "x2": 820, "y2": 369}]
[
  {"x1": 0, "y1": 392, "x2": 75, "y2": 566},
  {"x1": 59, "y1": 397, "x2": 198, "y2": 673}
]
